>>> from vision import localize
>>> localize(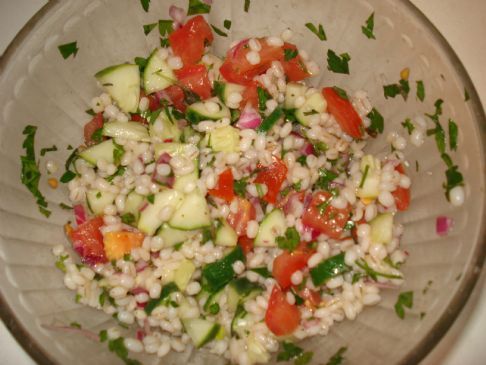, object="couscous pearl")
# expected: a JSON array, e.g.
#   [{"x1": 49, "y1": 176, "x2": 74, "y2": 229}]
[
  {"x1": 118, "y1": 311, "x2": 135, "y2": 324},
  {"x1": 124, "y1": 338, "x2": 143, "y2": 352},
  {"x1": 205, "y1": 100, "x2": 220, "y2": 114},
  {"x1": 290, "y1": 270, "x2": 303, "y2": 286},
  {"x1": 308, "y1": 253, "x2": 323, "y2": 268},
  {"x1": 107, "y1": 327, "x2": 121, "y2": 340},
  {"x1": 393, "y1": 136, "x2": 407, "y2": 150},
  {"x1": 281, "y1": 28, "x2": 293, "y2": 41},
  {"x1": 232, "y1": 260, "x2": 245, "y2": 275},
  {"x1": 168, "y1": 56, "x2": 183, "y2": 70},
  {"x1": 248, "y1": 38, "x2": 262, "y2": 51},
  {"x1": 246, "y1": 220, "x2": 259, "y2": 239},
  {"x1": 266, "y1": 36, "x2": 284, "y2": 47},
  {"x1": 157, "y1": 342, "x2": 171, "y2": 357},
  {"x1": 449, "y1": 185, "x2": 465, "y2": 206},
  {"x1": 46, "y1": 160, "x2": 58, "y2": 174},
  {"x1": 156, "y1": 163, "x2": 171, "y2": 176},
  {"x1": 399, "y1": 175, "x2": 411, "y2": 189},
  {"x1": 378, "y1": 191, "x2": 395, "y2": 207},
  {"x1": 410, "y1": 129, "x2": 425, "y2": 146},
  {"x1": 286, "y1": 291, "x2": 296, "y2": 305},
  {"x1": 186, "y1": 282, "x2": 201, "y2": 295},
  {"x1": 246, "y1": 51, "x2": 261, "y2": 65}
]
